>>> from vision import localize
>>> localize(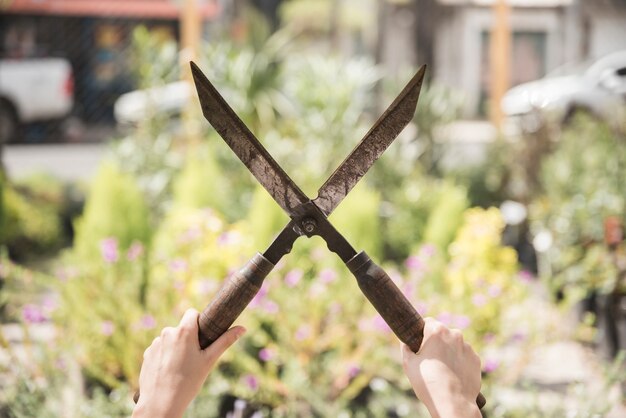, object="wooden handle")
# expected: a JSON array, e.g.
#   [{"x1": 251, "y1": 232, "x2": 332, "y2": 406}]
[
  {"x1": 197, "y1": 252, "x2": 274, "y2": 348},
  {"x1": 134, "y1": 252, "x2": 274, "y2": 403},
  {"x1": 346, "y1": 251, "x2": 486, "y2": 410}
]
